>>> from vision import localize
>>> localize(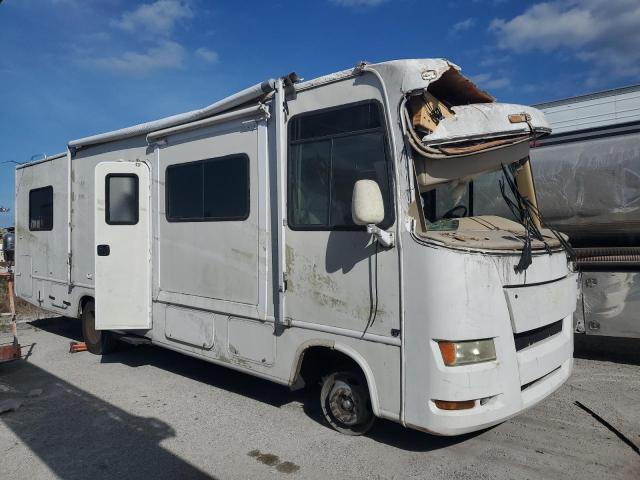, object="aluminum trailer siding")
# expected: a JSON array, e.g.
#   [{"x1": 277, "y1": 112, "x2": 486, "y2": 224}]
[{"x1": 530, "y1": 85, "x2": 640, "y2": 338}]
